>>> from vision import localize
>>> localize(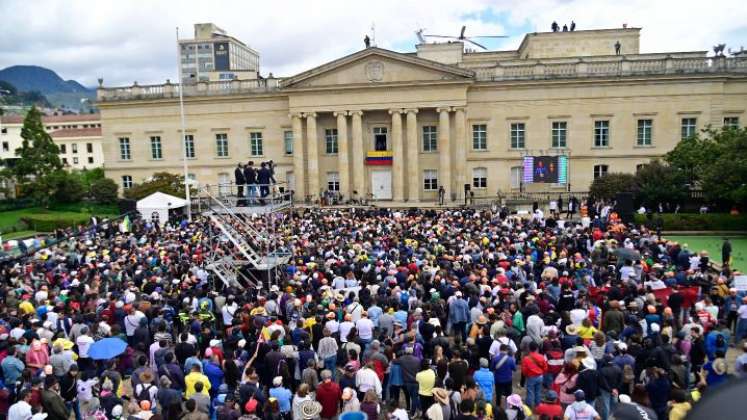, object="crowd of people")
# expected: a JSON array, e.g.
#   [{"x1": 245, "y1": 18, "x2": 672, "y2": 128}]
[{"x1": 0, "y1": 205, "x2": 745, "y2": 420}]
